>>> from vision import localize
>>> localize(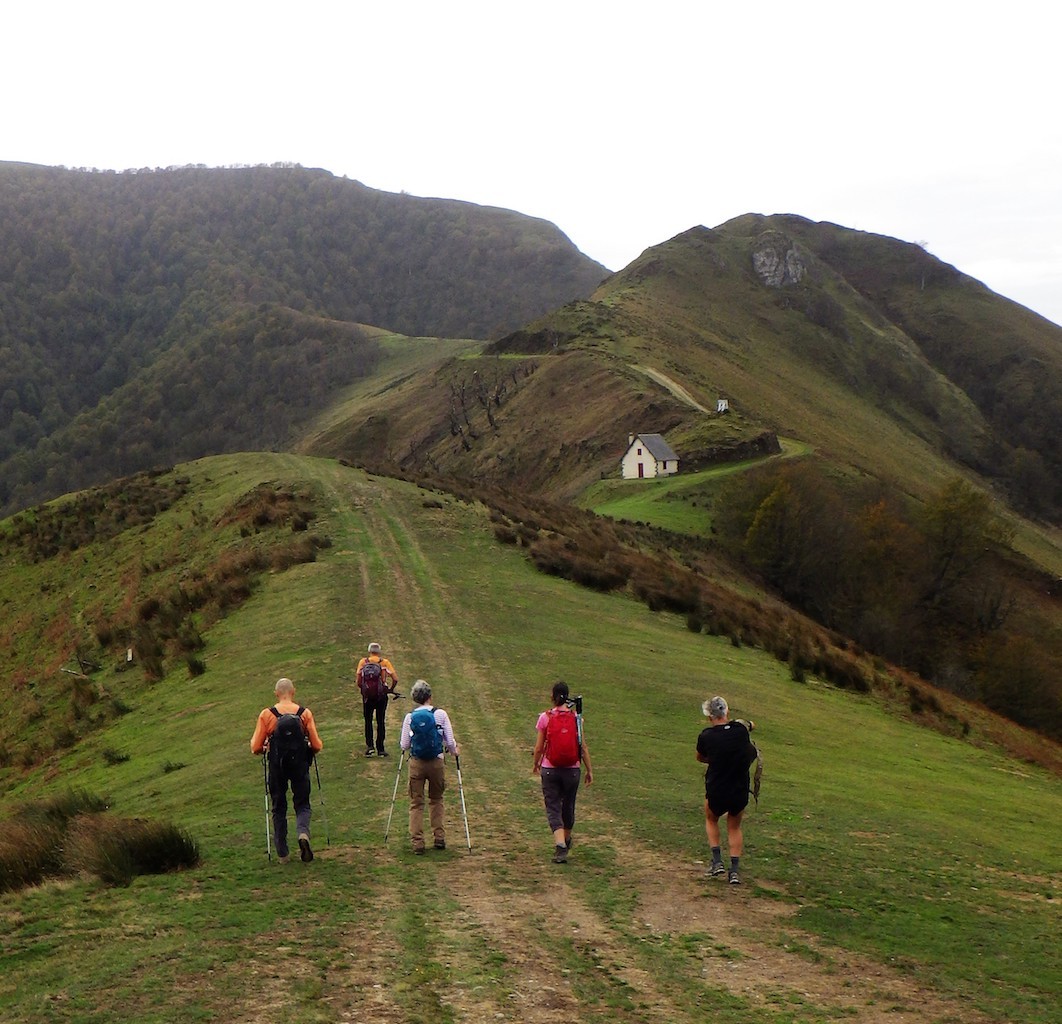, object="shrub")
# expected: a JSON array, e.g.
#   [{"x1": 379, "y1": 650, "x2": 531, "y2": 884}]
[
  {"x1": 109, "y1": 696, "x2": 132, "y2": 717},
  {"x1": 51, "y1": 726, "x2": 77, "y2": 751},
  {"x1": 176, "y1": 623, "x2": 205, "y2": 652},
  {"x1": 64, "y1": 815, "x2": 200, "y2": 888},
  {"x1": 1, "y1": 791, "x2": 107, "y2": 892},
  {"x1": 270, "y1": 536, "x2": 321, "y2": 570},
  {"x1": 26, "y1": 789, "x2": 108, "y2": 825},
  {"x1": 70, "y1": 675, "x2": 97, "y2": 717},
  {"x1": 2, "y1": 793, "x2": 199, "y2": 892},
  {"x1": 137, "y1": 597, "x2": 161, "y2": 621},
  {"x1": 0, "y1": 821, "x2": 64, "y2": 892},
  {"x1": 493, "y1": 525, "x2": 518, "y2": 545}
]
